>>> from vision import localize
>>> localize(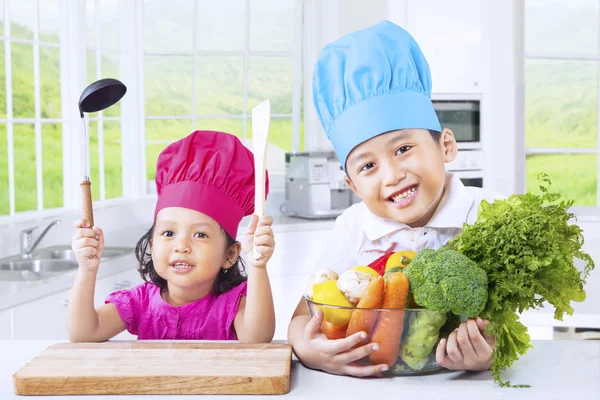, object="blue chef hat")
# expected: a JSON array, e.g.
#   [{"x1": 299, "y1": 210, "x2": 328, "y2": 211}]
[{"x1": 312, "y1": 20, "x2": 441, "y2": 169}]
